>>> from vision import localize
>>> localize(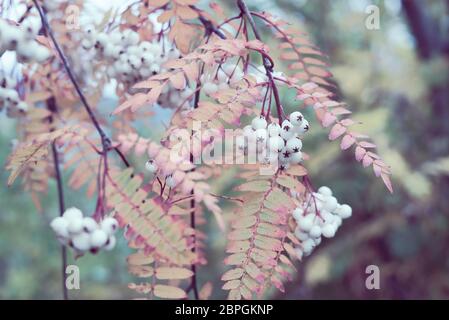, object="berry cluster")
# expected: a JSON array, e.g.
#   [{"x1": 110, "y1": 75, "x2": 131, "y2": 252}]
[
  {"x1": 201, "y1": 63, "x2": 244, "y2": 96},
  {"x1": 50, "y1": 207, "x2": 118, "y2": 254},
  {"x1": 82, "y1": 26, "x2": 180, "y2": 88},
  {"x1": 292, "y1": 186, "x2": 352, "y2": 259},
  {"x1": 0, "y1": 17, "x2": 51, "y2": 63},
  {"x1": 0, "y1": 74, "x2": 28, "y2": 117},
  {"x1": 238, "y1": 112, "x2": 310, "y2": 170}
]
